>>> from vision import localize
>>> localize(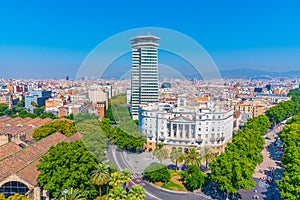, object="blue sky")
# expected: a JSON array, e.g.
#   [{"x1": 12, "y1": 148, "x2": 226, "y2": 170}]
[{"x1": 0, "y1": 0, "x2": 300, "y2": 79}]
